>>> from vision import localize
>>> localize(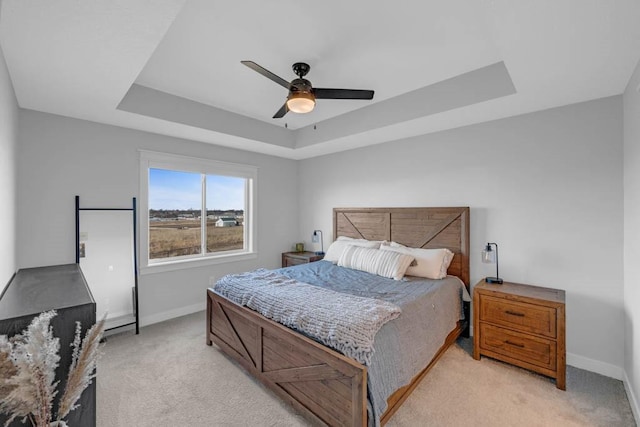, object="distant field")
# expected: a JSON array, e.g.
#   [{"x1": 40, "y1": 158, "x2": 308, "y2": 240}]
[{"x1": 149, "y1": 219, "x2": 243, "y2": 259}]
